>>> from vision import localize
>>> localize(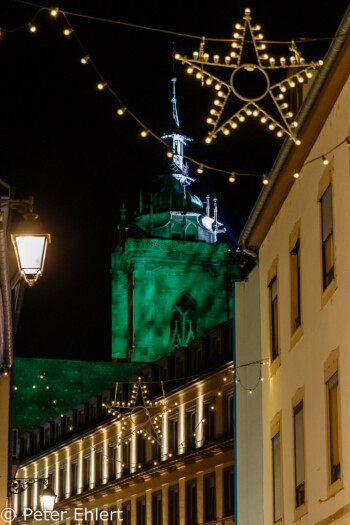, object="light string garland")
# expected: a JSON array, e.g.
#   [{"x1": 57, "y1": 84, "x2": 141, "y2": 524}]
[
  {"x1": 174, "y1": 8, "x2": 323, "y2": 145},
  {"x1": 9, "y1": 0, "x2": 338, "y2": 44},
  {"x1": 2, "y1": 3, "x2": 345, "y2": 185}
]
